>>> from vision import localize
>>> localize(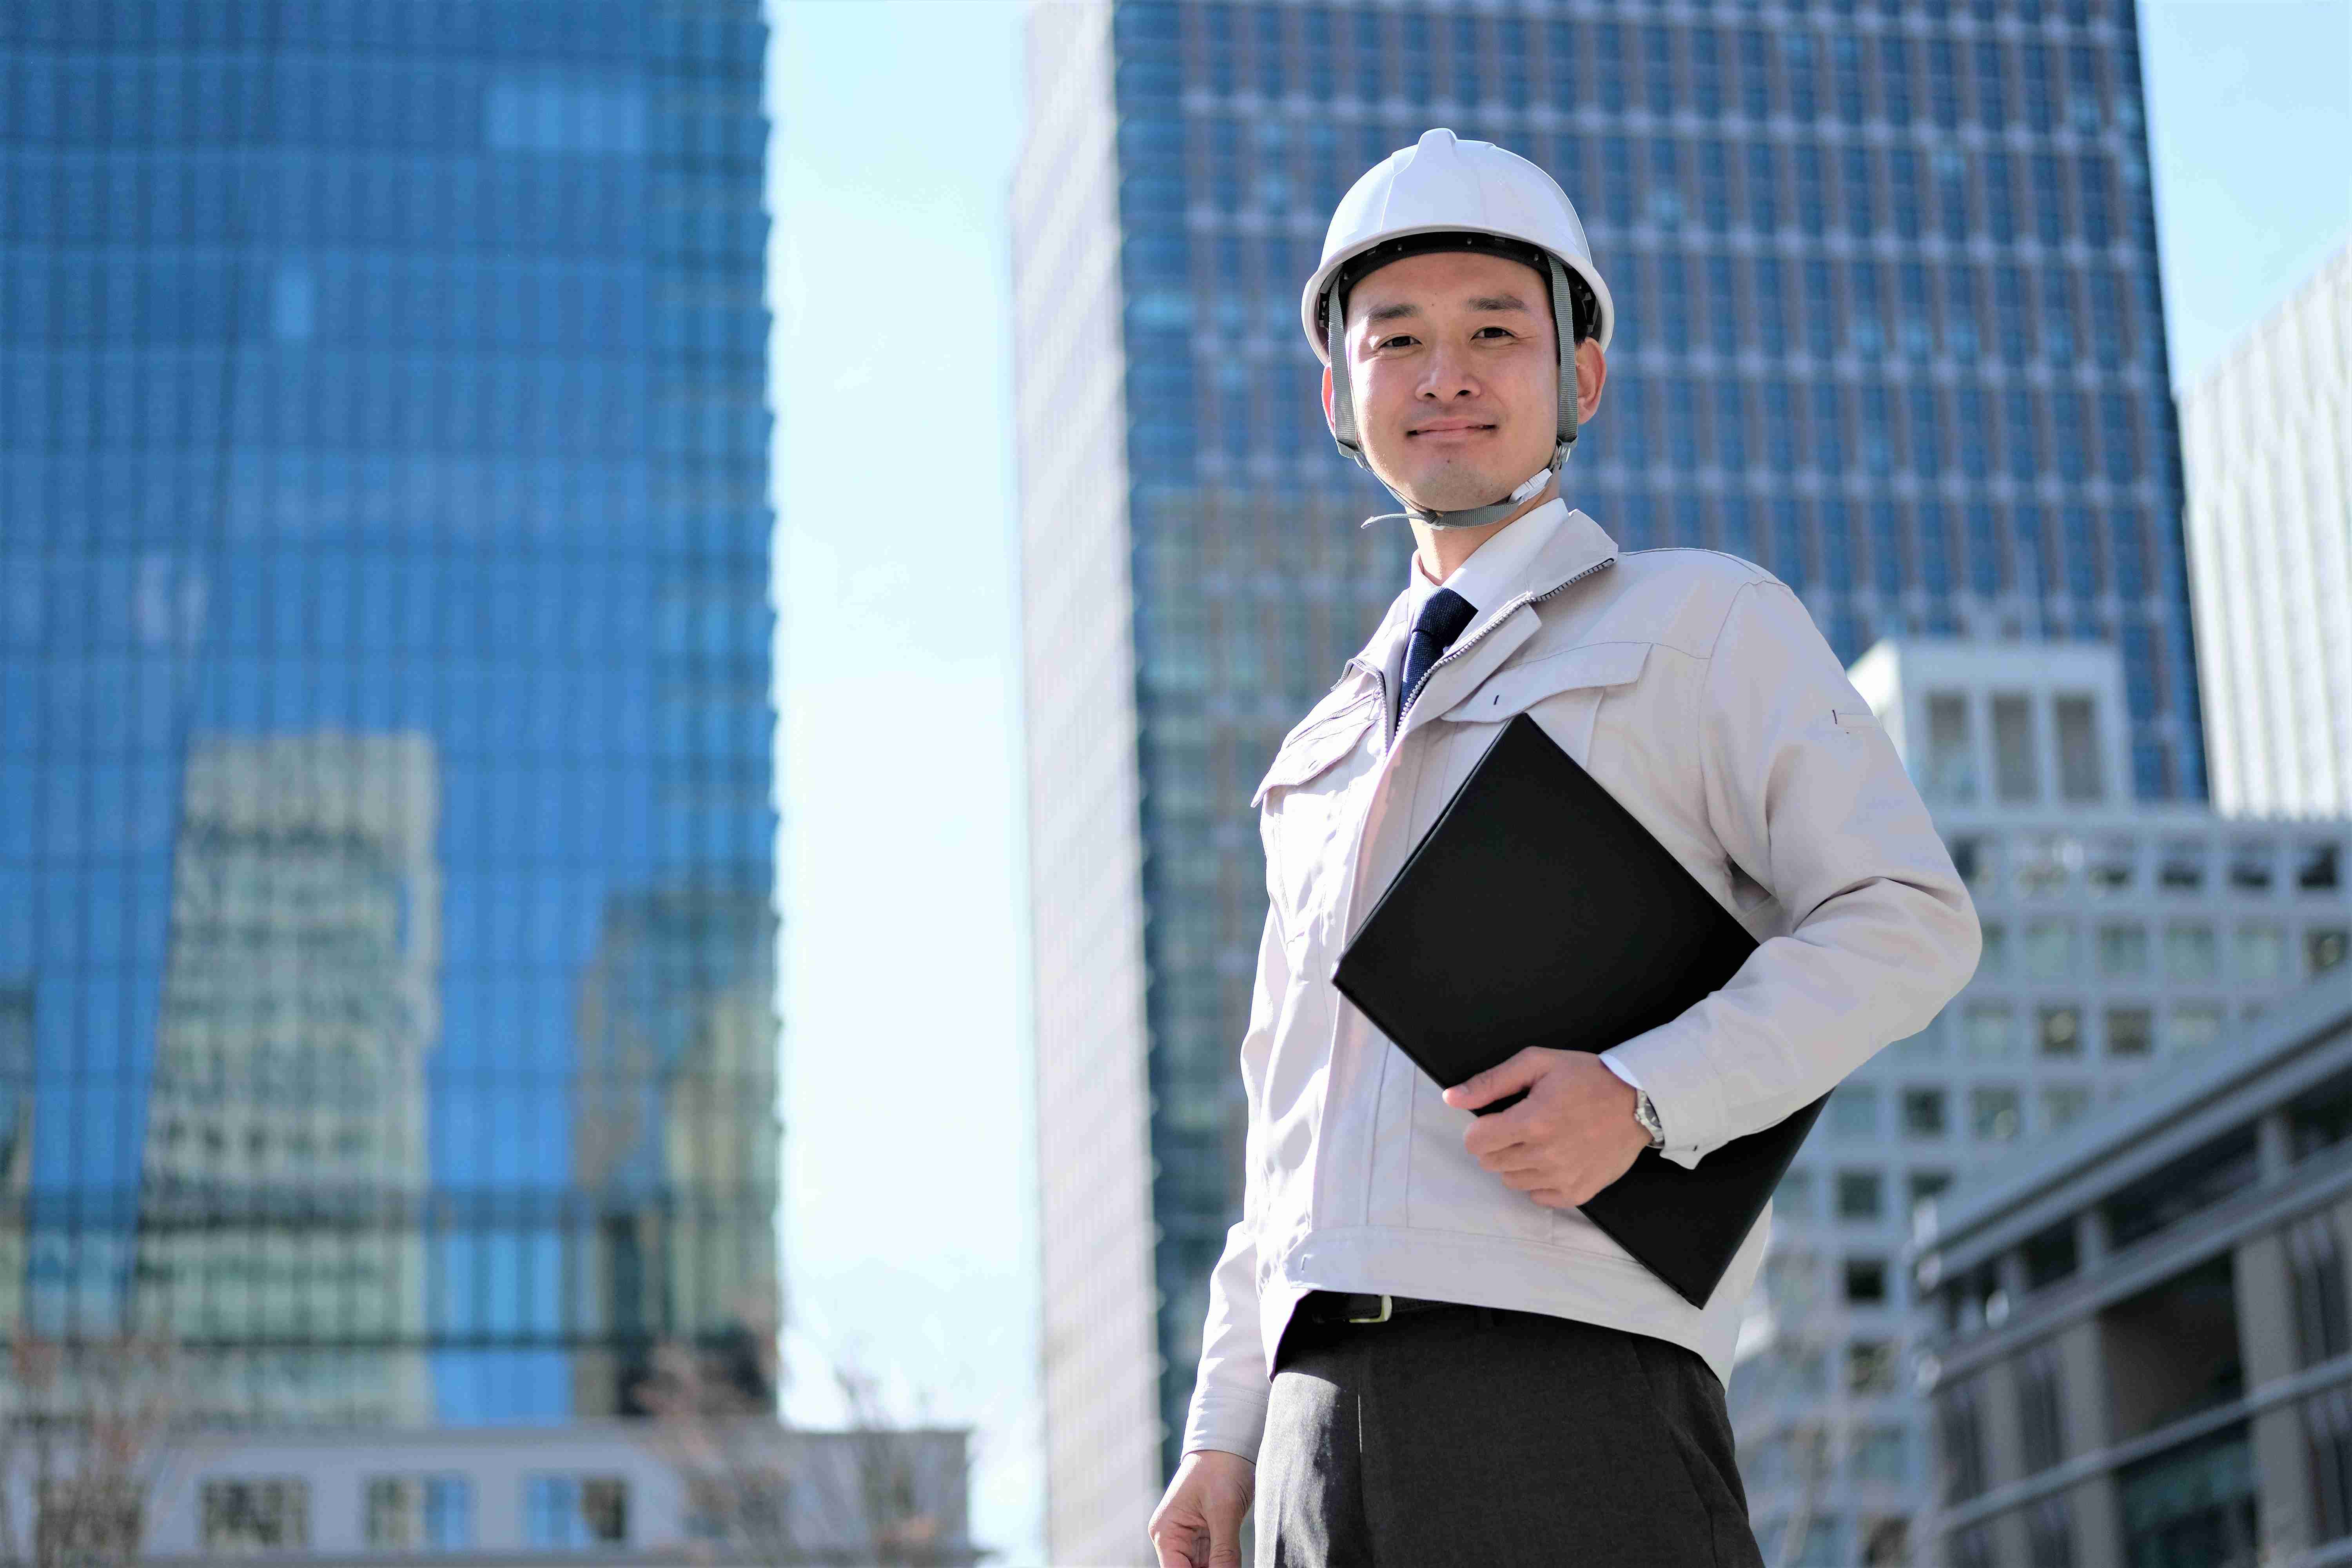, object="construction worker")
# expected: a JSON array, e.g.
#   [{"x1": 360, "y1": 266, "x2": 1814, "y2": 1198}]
[{"x1": 1146, "y1": 129, "x2": 1979, "y2": 1567}]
